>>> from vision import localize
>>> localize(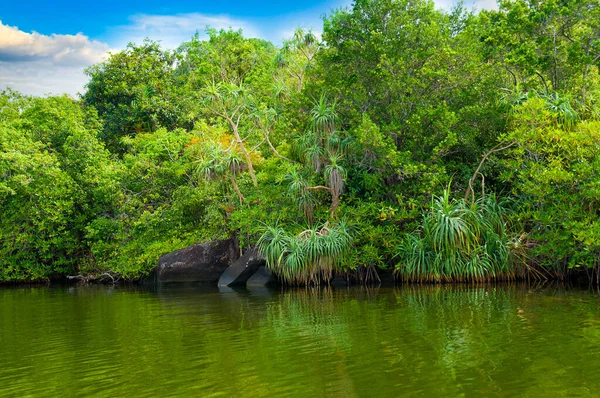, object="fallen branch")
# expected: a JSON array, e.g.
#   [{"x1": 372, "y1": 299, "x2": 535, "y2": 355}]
[{"x1": 306, "y1": 185, "x2": 331, "y2": 192}]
